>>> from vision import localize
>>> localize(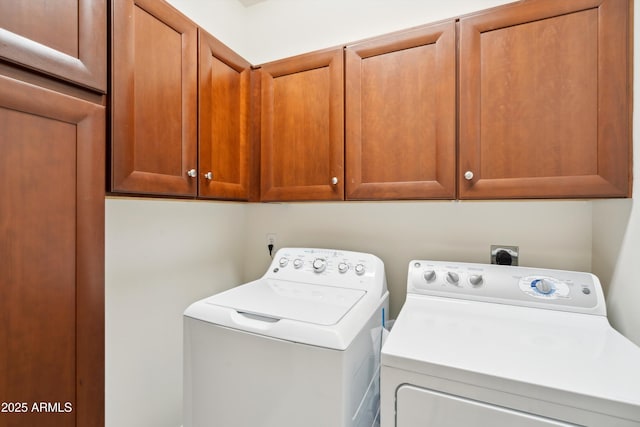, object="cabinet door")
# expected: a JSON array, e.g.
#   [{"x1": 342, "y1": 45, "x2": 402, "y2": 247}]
[
  {"x1": 0, "y1": 0, "x2": 106, "y2": 92},
  {"x1": 459, "y1": 0, "x2": 631, "y2": 199},
  {"x1": 0, "y1": 74, "x2": 105, "y2": 427},
  {"x1": 345, "y1": 22, "x2": 456, "y2": 200},
  {"x1": 111, "y1": 0, "x2": 198, "y2": 196},
  {"x1": 199, "y1": 29, "x2": 252, "y2": 200},
  {"x1": 260, "y1": 48, "x2": 344, "y2": 201}
]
